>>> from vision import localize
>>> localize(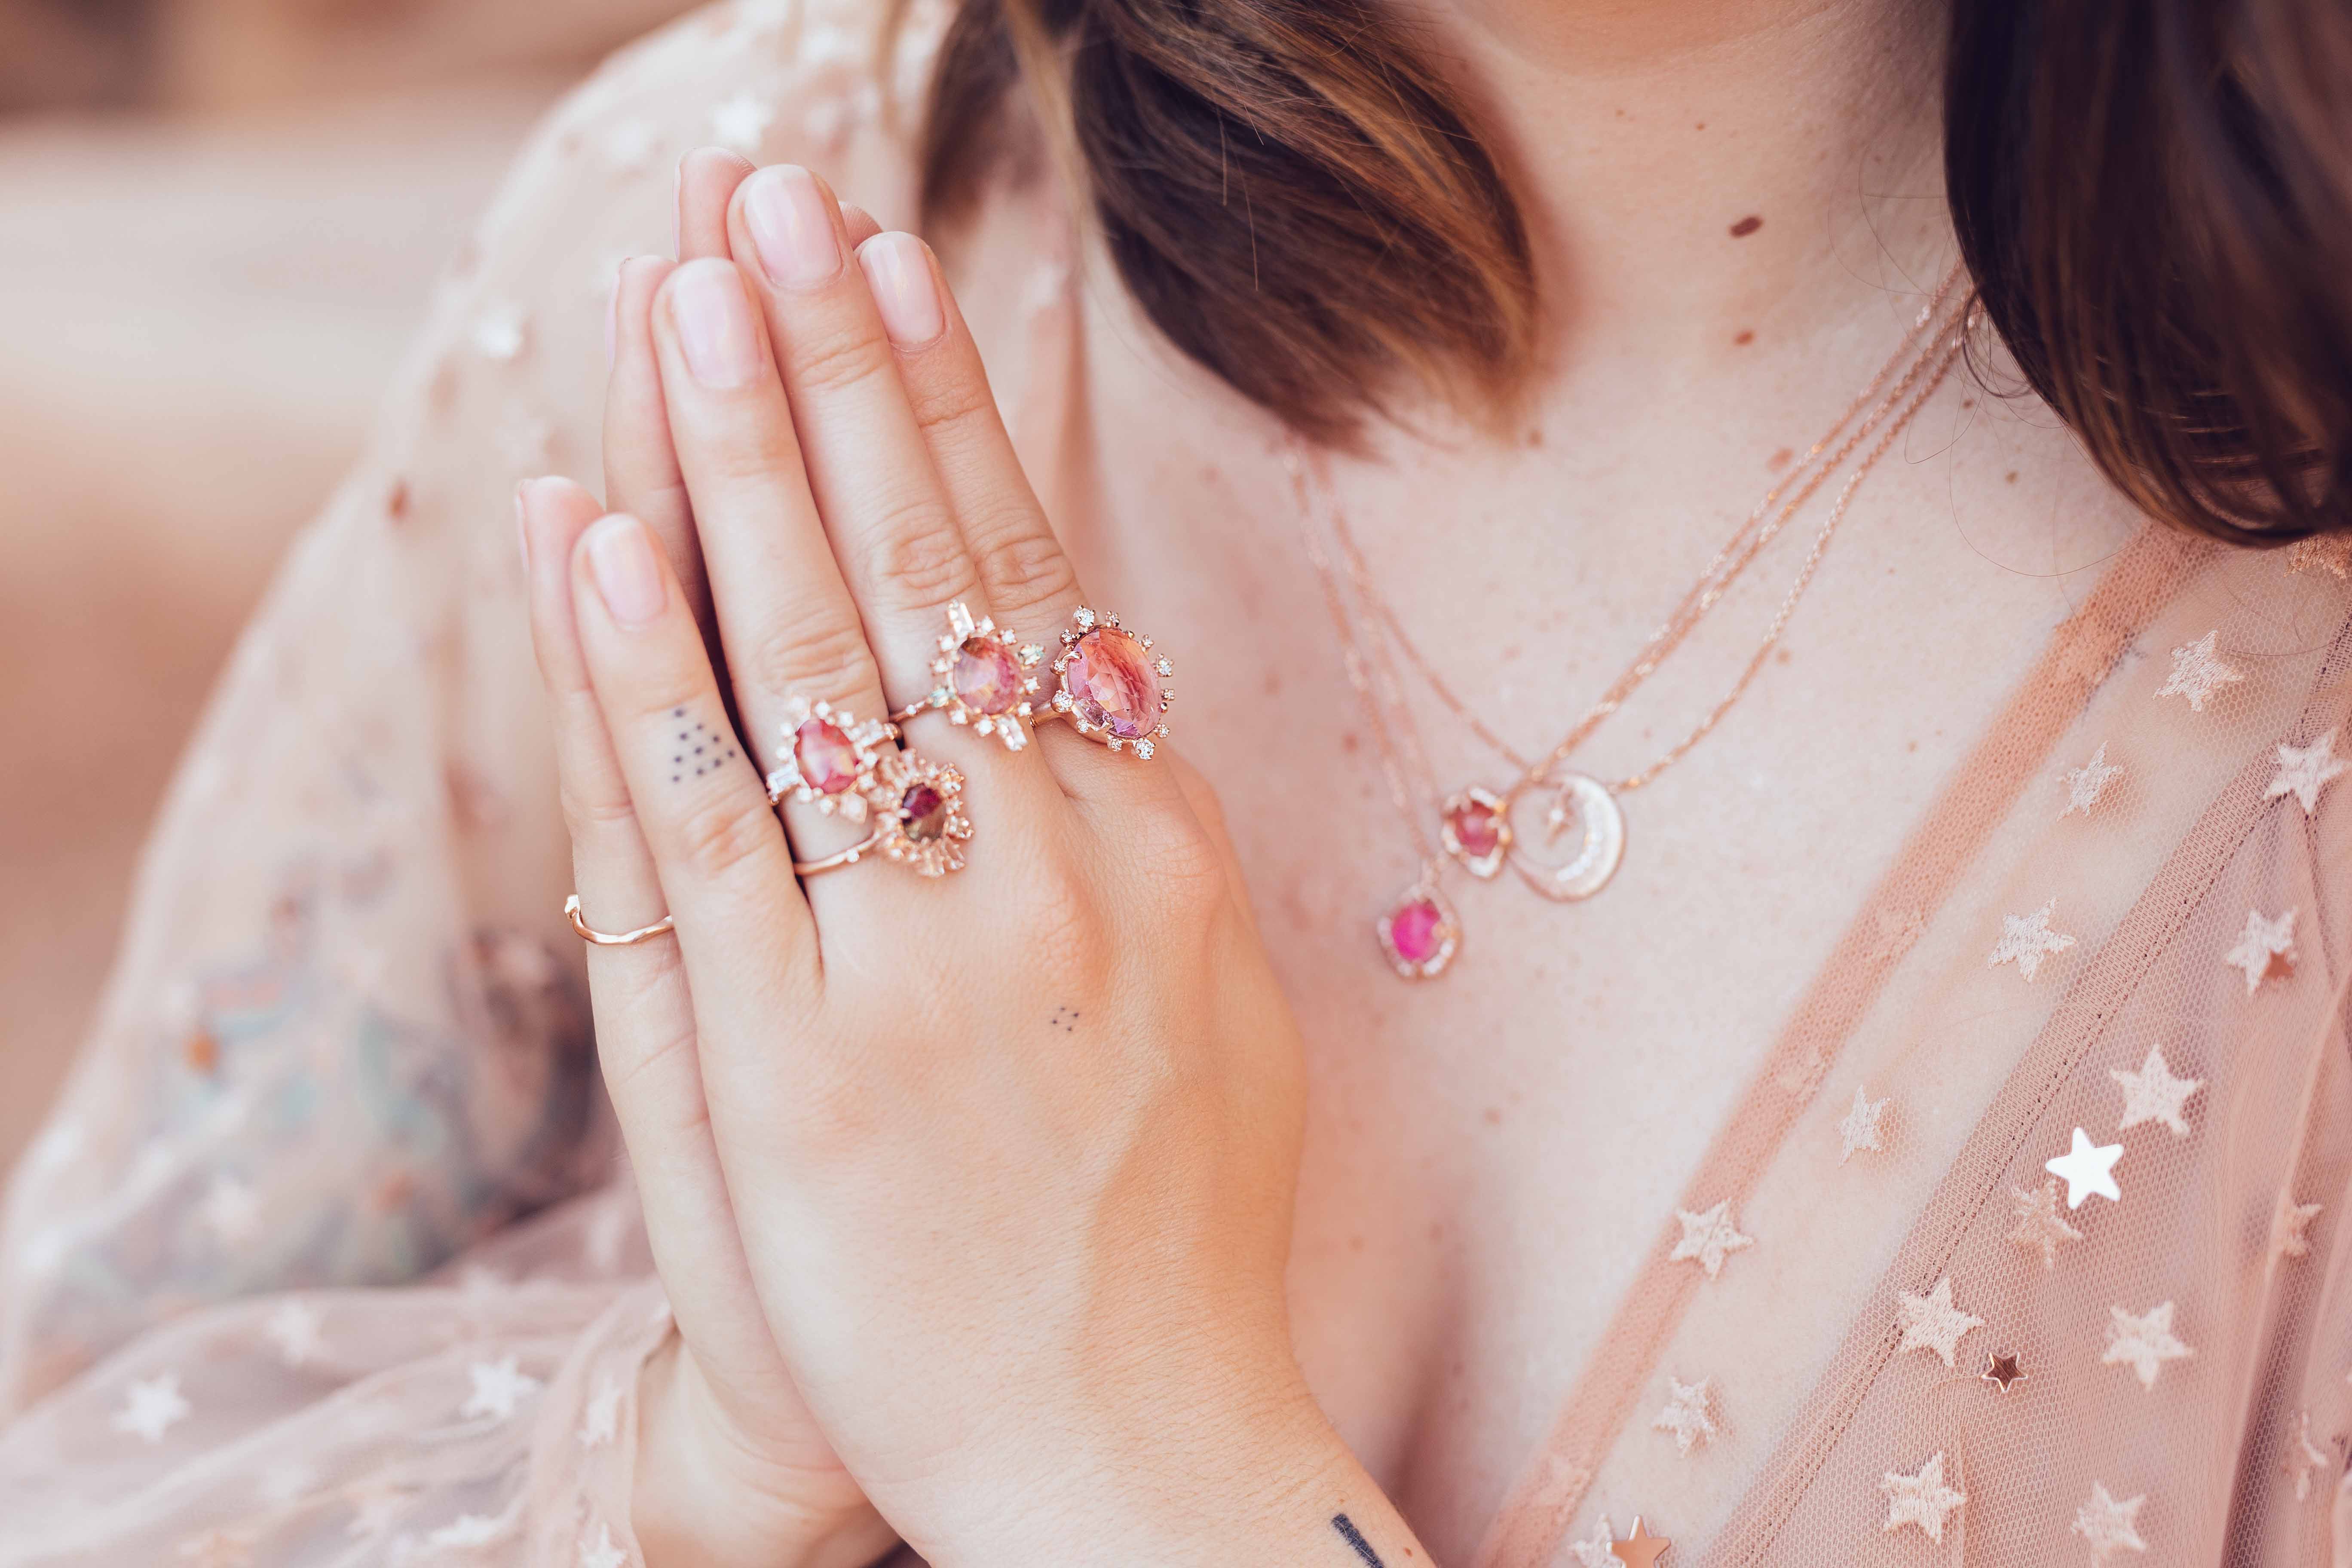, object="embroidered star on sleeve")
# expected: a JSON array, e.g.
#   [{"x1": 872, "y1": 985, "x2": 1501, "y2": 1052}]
[
  {"x1": 460, "y1": 1355, "x2": 542, "y2": 1423},
  {"x1": 1651, "y1": 1375, "x2": 1719, "y2": 1456},
  {"x1": 2046, "y1": 1127, "x2": 2125, "y2": 1207},
  {"x1": 199, "y1": 1173, "x2": 260, "y2": 1246},
  {"x1": 2155, "y1": 629, "x2": 2244, "y2": 712},
  {"x1": 1669, "y1": 1200, "x2": 1755, "y2": 1278},
  {"x1": 264, "y1": 1299, "x2": 325, "y2": 1368},
  {"x1": 1568, "y1": 1517, "x2": 1620, "y2": 1568},
  {"x1": 579, "y1": 1376, "x2": 623, "y2": 1449},
  {"x1": 2223, "y1": 906, "x2": 2298, "y2": 993},
  {"x1": 2291, "y1": 1411, "x2": 2332, "y2": 1501},
  {"x1": 113, "y1": 1372, "x2": 191, "y2": 1443},
  {"x1": 2011, "y1": 1179, "x2": 2086, "y2": 1269},
  {"x1": 1989, "y1": 898, "x2": 2076, "y2": 981},
  {"x1": 471, "y1": 306, "x2": 528, "y2": 363},
  {"x1": 2272, "y1": 1192, "x2": 2324, "y2": 1261},
  {"x1": 2062, "y1": 743, "x2": 2124, "y2": 817},
  {"x1": 426, "y1": 1513, "x2": 513, "y2": 1550},
  {"x1": 1895, "y1": 1277, "x2": 1984, "y2": 1367},
  {"x1": 2070, "y1": 1482, "x2": 2148, "y2": 1561},
  {"x1": 1880, "y1": 1451, "x2": 1967, "y2": 1542},
  {"x1": 579, "y1": 1522, "x2": 628, "y2": 1568},
  {"x1": 2267, "y1": 729, "x2": 2349, "y2": 815},
  {"x1": 710, "y1": 91, "x2": 778, "y2": 153},
  {"x1": 1838, "y1": 1085, "x2": 1890, "y2": 1163},
  {"x1": 2101, "y1": 1301, "x2": 2193, "y2": 1390},
  {"x1": 2110, "y1": 1046, "x2": 2203, "y2": 1138}
]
